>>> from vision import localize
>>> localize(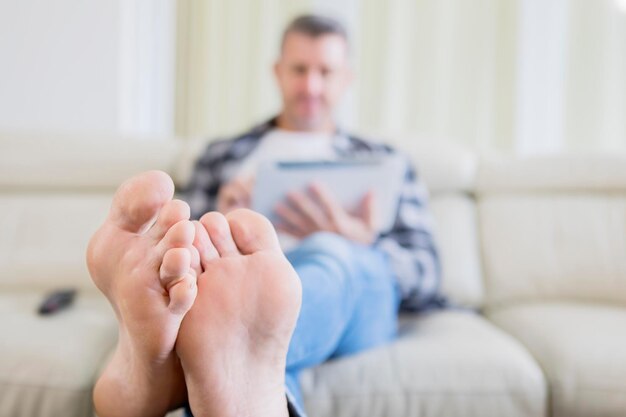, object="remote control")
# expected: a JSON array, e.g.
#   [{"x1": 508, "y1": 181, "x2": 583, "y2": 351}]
[{"x1": 38, "y1": 289, "x2": 77, "y2": 315}]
